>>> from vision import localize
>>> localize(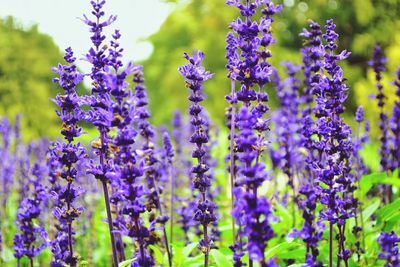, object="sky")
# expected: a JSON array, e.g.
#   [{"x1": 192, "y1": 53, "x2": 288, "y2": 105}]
[{"x1": 0, "y1": 0, "x2": 176, "y2": 72}]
